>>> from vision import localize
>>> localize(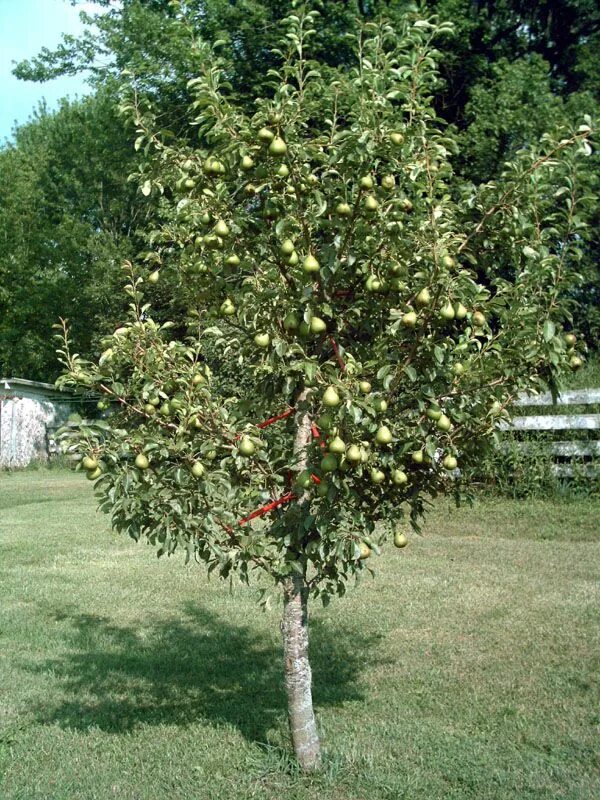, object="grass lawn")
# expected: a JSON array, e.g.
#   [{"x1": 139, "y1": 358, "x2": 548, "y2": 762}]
[{"x1": 1, "y1": 470, "x2": 599, "y2": 800}]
